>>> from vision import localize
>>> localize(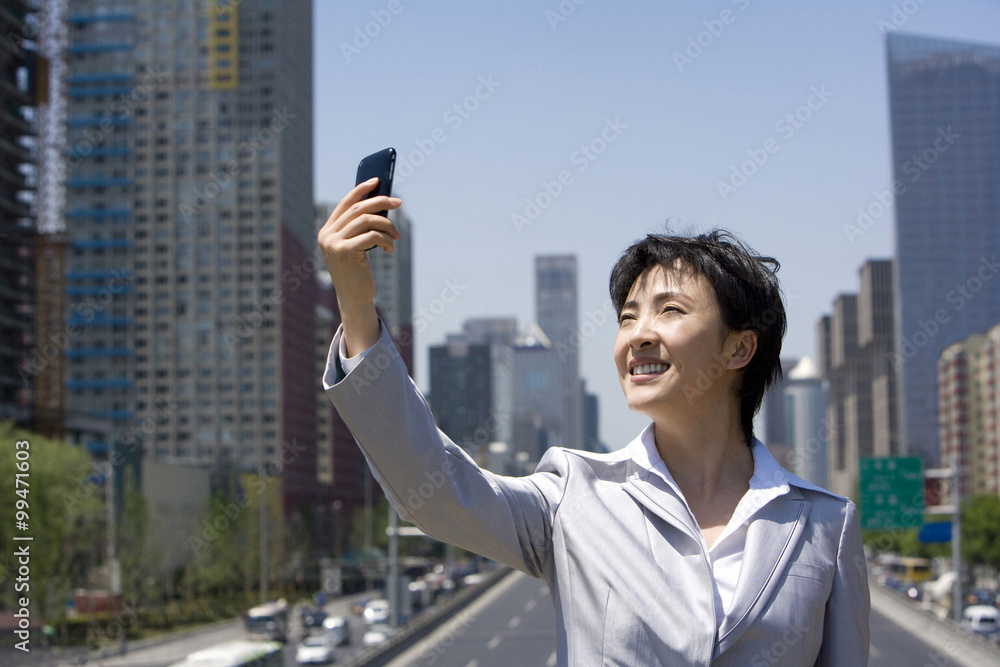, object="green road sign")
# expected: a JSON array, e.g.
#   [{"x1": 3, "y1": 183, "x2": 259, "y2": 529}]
[{"x1": 859, "y1": 456, "x2": 924, "y2": 530}]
